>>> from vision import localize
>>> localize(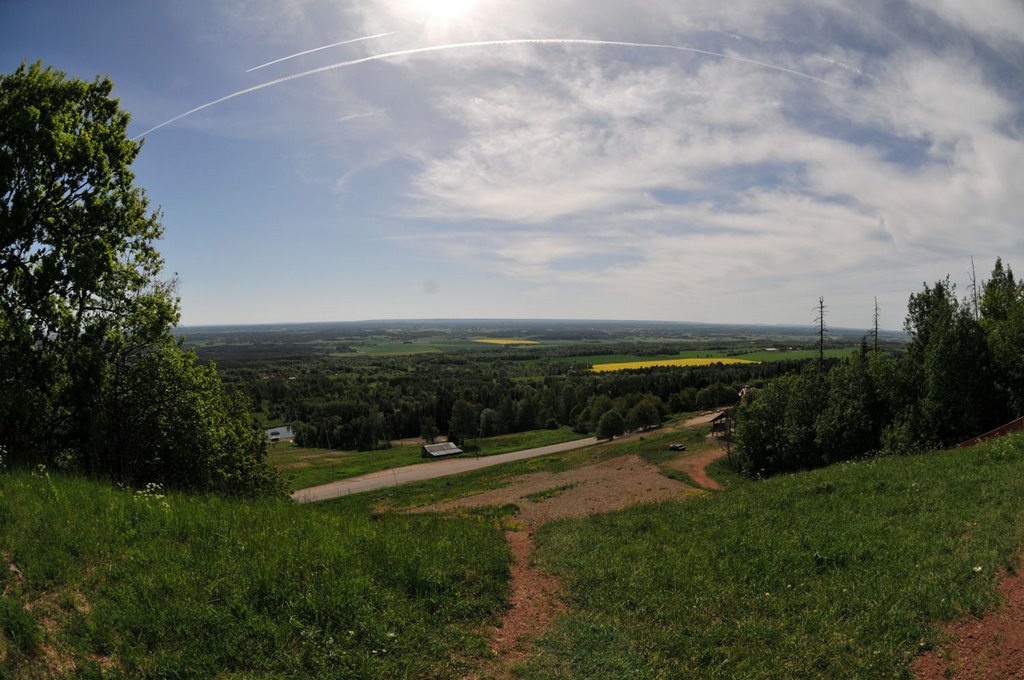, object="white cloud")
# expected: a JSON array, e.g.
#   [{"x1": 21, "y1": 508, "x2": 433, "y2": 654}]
[{"x1": 143, "y1": 0, "x2": 1024, "y2": 325}]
